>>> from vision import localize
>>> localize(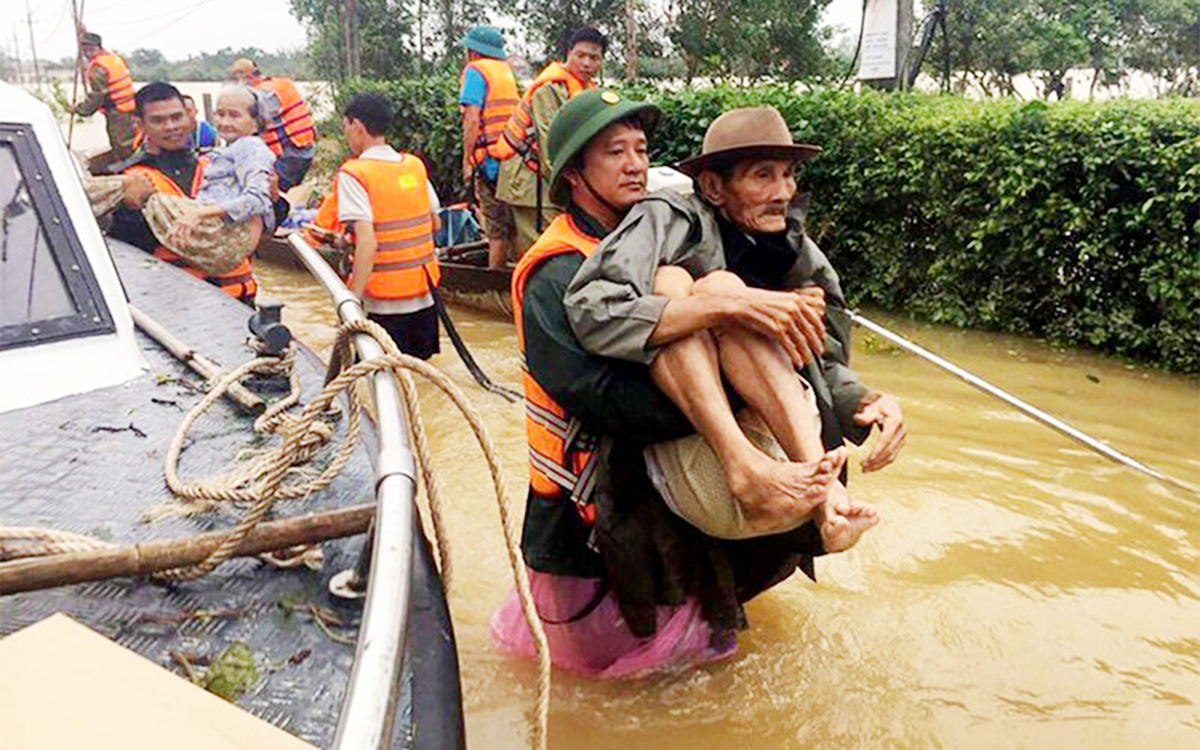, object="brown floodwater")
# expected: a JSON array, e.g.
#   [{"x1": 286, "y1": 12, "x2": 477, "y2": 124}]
[{"x1": 257, "y1": 259, "x2": 1200, "y2": 749}]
